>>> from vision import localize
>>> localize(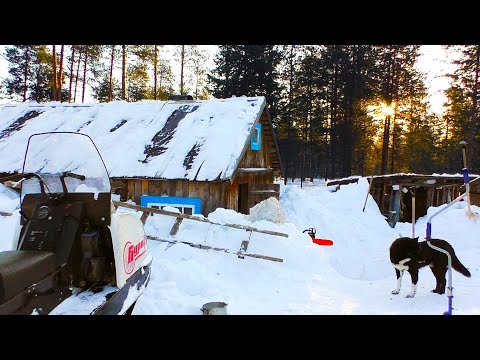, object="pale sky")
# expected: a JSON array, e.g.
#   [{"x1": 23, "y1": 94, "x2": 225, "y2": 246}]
[
  {"x1": 0, "y1": 45, "x2": 457, "y2": 114},
  {"x1": 416, "y1": 45, "x2": 460, "y2": 114}
]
